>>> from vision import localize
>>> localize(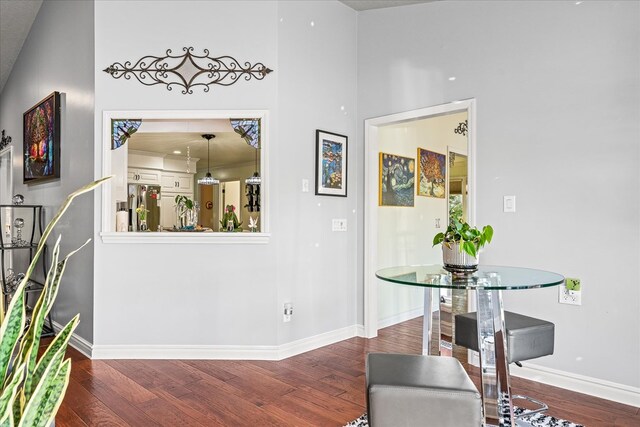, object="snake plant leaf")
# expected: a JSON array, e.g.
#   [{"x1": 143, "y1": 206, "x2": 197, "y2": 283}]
[
  {"x1": 0, "y1": 364, "x2": 24, "y2": 422},
  {"x1": 24, "y1": 239, "x2": 87, "y2": 400},
  {"x1": 0, "y1": 290, "x2": 25, "y2": 387},
  {"x1": 18, "y1": 353, "x2": 70, "y2": 427},
  {"x1": 30, "y1": 315, "x2": 78, "y2": 398}
]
